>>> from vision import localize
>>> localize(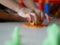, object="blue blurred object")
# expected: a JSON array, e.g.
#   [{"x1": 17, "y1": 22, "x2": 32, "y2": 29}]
[{"x1": 45, "y1": 3, "x2": 50, "y2": 16}]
